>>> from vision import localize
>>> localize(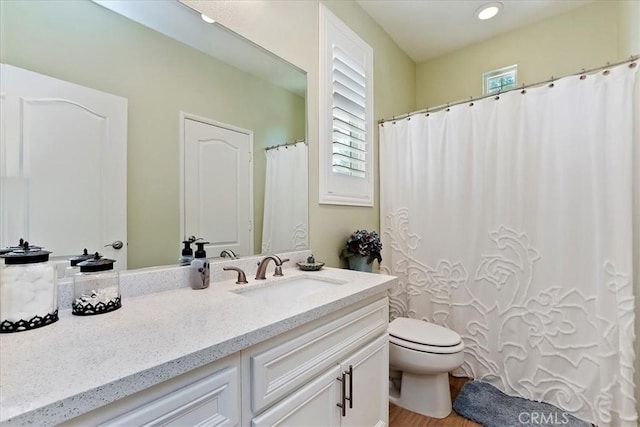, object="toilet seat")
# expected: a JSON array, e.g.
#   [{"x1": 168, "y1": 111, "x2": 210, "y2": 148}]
[{"x1": 389, "y1": 317, "x2": 463, "y2": 354}]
